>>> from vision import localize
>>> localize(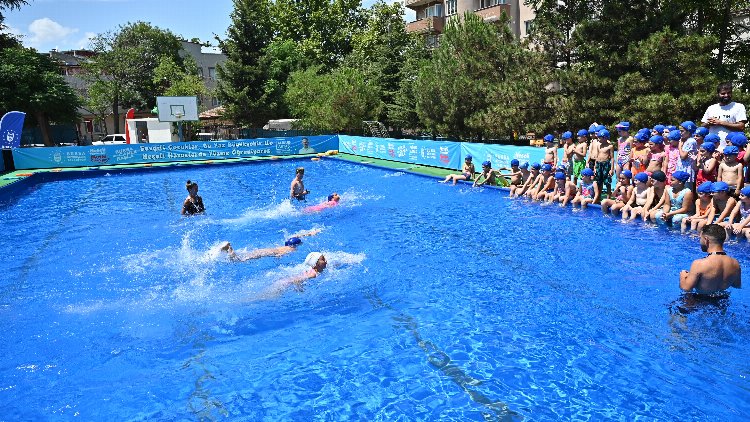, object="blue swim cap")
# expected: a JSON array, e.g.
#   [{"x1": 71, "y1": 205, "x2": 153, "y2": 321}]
[
  {"x1": 541, "y1": 163, "x2": 553, "y2": 172},
  {"x1": 671, "y1": 170, "x2": 690, "y2": 182},
  {"x1": 667, "y1": 125, "x2": 677, "y2": 132},
  {"x1": 616, "y1": 121, "x2": 630, "y2": 131},
  {"x1": 544, "y1": 134, "x2": 555, "y2": 142},
  {"x1": 697, "y1": 181, "x2": 713, "y2": 193},
  {"x1": 653, "y1": 124, "x2": 666, "y2": 133},
  {"x1": 561, "y1": 131, "x2": 573, "y2": 140},
  {"x1": 724, "y1": 145, "x2": 739, "y2": 155},
  {"x1": 712, "y1": 181, "x2": 730, "y2": 193},
  {"x1": 730, "y1": 133, "x2": 747, "y2": 147},
  {"x1": 742, "y1": 186, "x2": 750, "y2": 197},
  {"x1": 700, "y1": 142, "x2": 716, "y2": 153},
  {"x1": 622, "y1": 170, "x2": 632, "y2": 179},
  {"x1": 634, "y1": 131, "x2": 650, "y2": 142},
  {"x1": 553, "y1": 172, "x2": 565, "y2": 180},
  {"x1": 285, "y1": 237, "x2": 302, "y2": 247},
  {"x1": 520, "y1": 162, "x2": 529, "y2": 169},
  {"x1": 695, "y1": 127, "x2": 709, "y2": 137},
  {"x1": 651, "y1": 170, "x2": 667, "y2": 182},
  {"x1": 327, "y1": 193, "x2": 336, "y2": 201},
  {"x1": 680, "y1": 121, "x2": 697, "y2": 134},
  {"x1": 510, "y1": 159, "x2": 520, "y2": 166},
  {"x1": 598, "y1": 129, "x2": 610, "y2": 138},
  {"x1": 588, "y1": 123, "x2": 598, "y2": 134},
  {"x1": 595, "y1": 124, "x2": 606, "y2": 132},
  {"x1": 704, "y1": 133, "x2": 721, "y2": 144},
  {"x1": 634, "y1": 172, "x2": 649, "y2": 183},
  {"x1": 465, "y1": 155, "x2": 472, "y2": 161},
  {"x1": 532, "y1": 163, "x2": 541, "y2": 169},
  {"x1": 667, "y1": 130, "x2": 681, "y2": 141},
  {"x1": 581, "y1": 168, "x2": 594, "y2": 177},
  {"x1": 482, "y1": 160, "x2": 492, "y2": 167},
  {"x1": 649, "y1": 135, "x2": 664, "y2": 145},
  {"x1": 577, "y1": 129, "x2": 589, "y2": 137}
]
